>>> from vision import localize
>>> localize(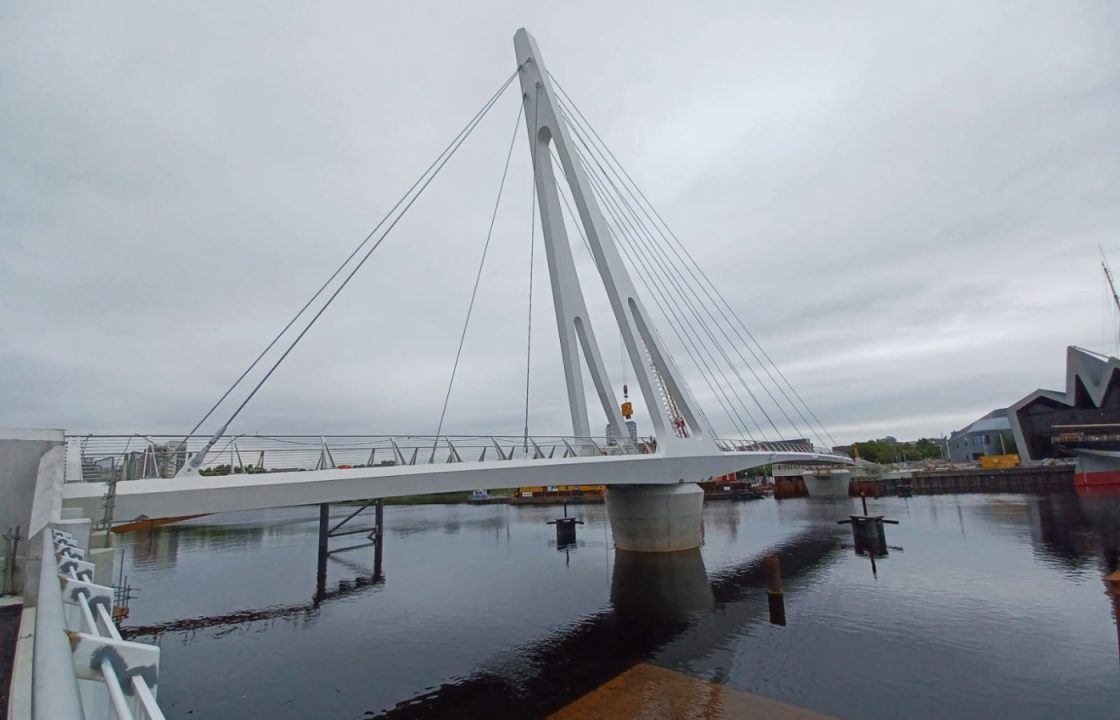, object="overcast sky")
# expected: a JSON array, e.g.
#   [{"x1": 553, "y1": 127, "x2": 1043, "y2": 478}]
[{"x1": 2, "y1": 1, "x2": 1117, "y2": 445}]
